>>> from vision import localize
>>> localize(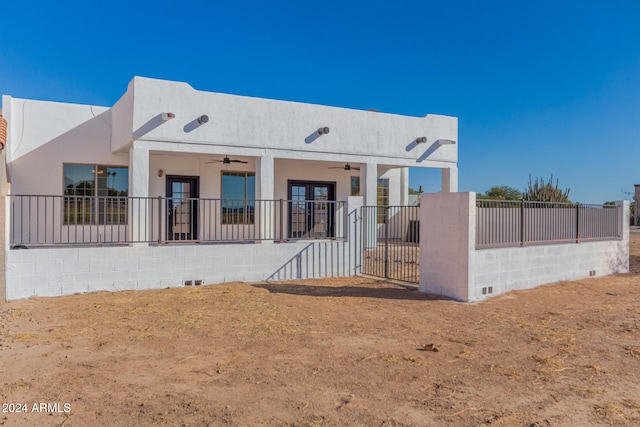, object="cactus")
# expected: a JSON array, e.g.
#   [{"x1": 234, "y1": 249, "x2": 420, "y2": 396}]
[{"x1": 524, "y1": 174, "x2": 571, "y2": 202}]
